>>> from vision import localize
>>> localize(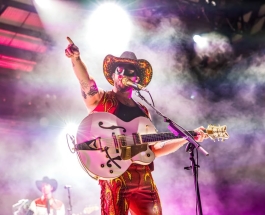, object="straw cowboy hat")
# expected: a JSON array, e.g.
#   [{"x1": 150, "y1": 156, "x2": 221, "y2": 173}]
[
  {"x1": 35, "y1": 176, "x2": 58, "y2": 192},
  {"x1": 103, "y1": 51, "x2": 153, "y2": 87}
]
